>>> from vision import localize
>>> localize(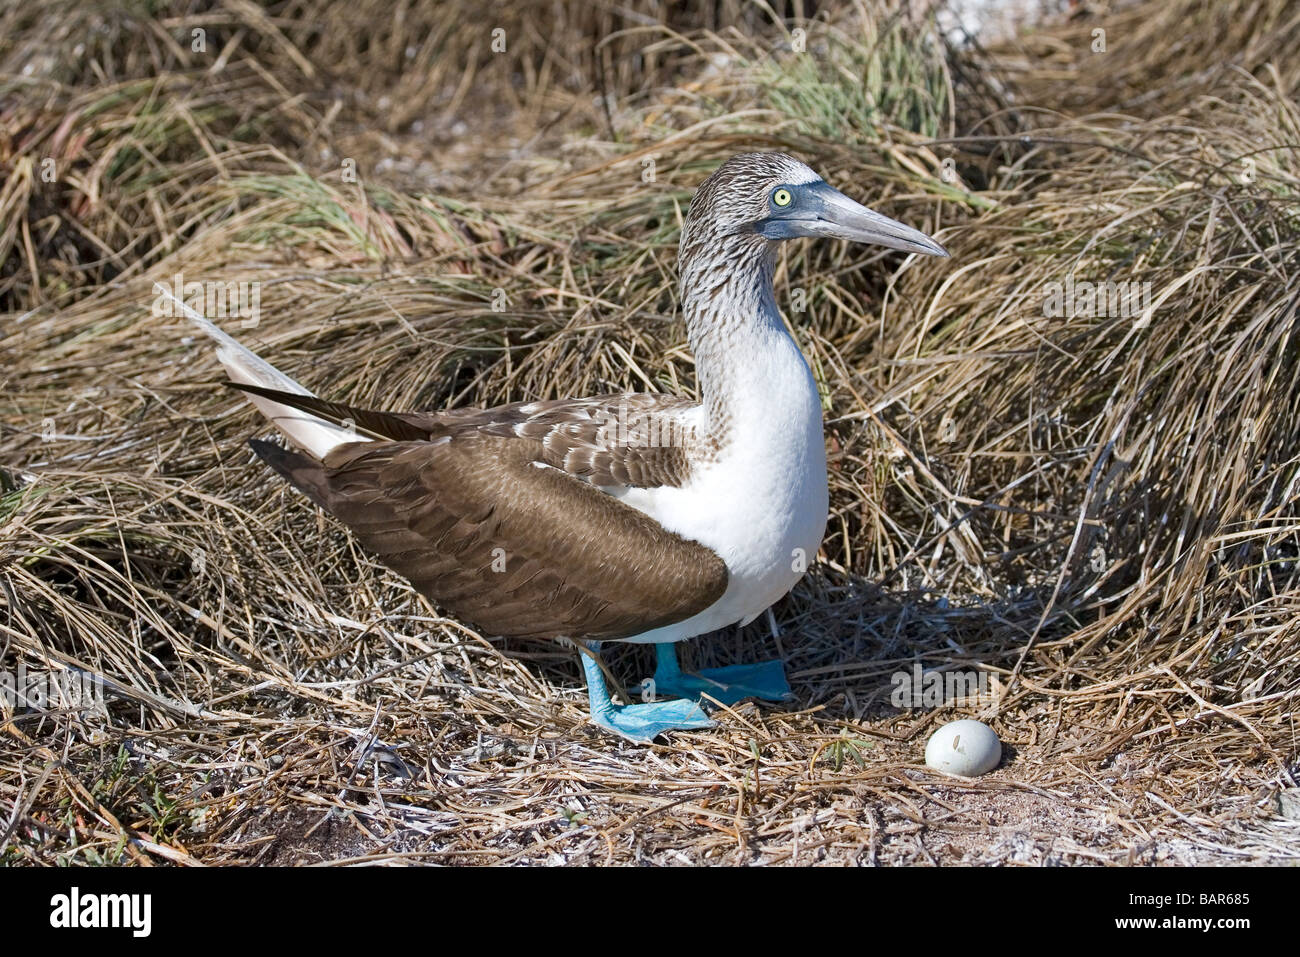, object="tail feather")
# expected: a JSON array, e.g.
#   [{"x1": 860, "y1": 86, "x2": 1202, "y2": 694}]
[
  {"x1": 248, "y1": 439, "x2": 332, "y2": 508},
  {"x1": 163, "y1": 283, "x2": 371, "y2": 457},
  {"x1": 226, "y1": 382, "x2": 429, "y2": 442}
]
